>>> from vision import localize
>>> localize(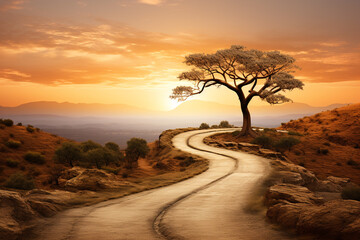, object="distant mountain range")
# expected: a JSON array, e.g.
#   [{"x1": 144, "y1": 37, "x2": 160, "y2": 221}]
[{"x1": 0, "y1": 100, "x2": 349, "y2": 118}]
